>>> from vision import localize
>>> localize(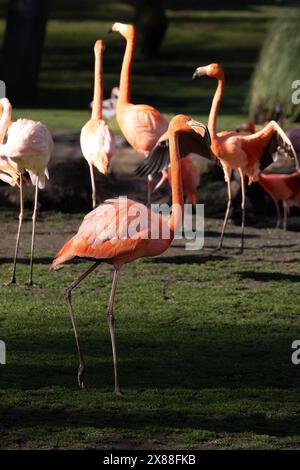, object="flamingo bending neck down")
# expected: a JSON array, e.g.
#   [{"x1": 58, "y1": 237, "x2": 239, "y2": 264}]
[
  {"x1": 0, "y1": 97, "x2": 53, "y2": 286},
  {"x1": 80, "y1": 40, "x2": 115, "y2": 209},
  {"x1": 110, "y1": 22, "x2": 168, "y2": 205},
  {"x1": 50, "y1": 115, "x2": 211, "y2": 394},
  {"x1": 192, "y1": 63, "x2": 298, "y2": 251}
]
